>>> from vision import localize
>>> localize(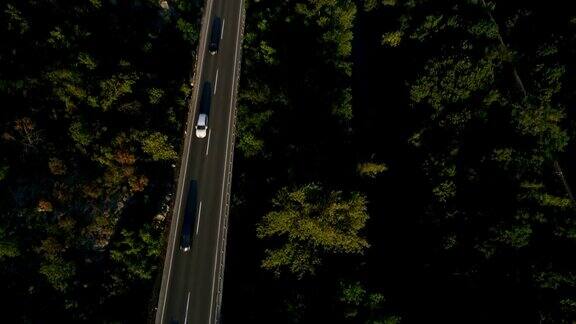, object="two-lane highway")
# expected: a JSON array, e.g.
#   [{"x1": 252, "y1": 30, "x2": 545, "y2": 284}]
[{"x1": 155, "y1": 0, "x2": 244, "y2": 322}]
